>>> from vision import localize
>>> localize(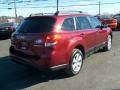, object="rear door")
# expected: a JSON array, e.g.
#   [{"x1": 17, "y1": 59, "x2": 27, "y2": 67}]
[
  {"x1": 88, "y1": 16, "x2": 107, "y2": 47},
  {"x1": 75, "y1": 16, "x2": 97, "y2": 52}
]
